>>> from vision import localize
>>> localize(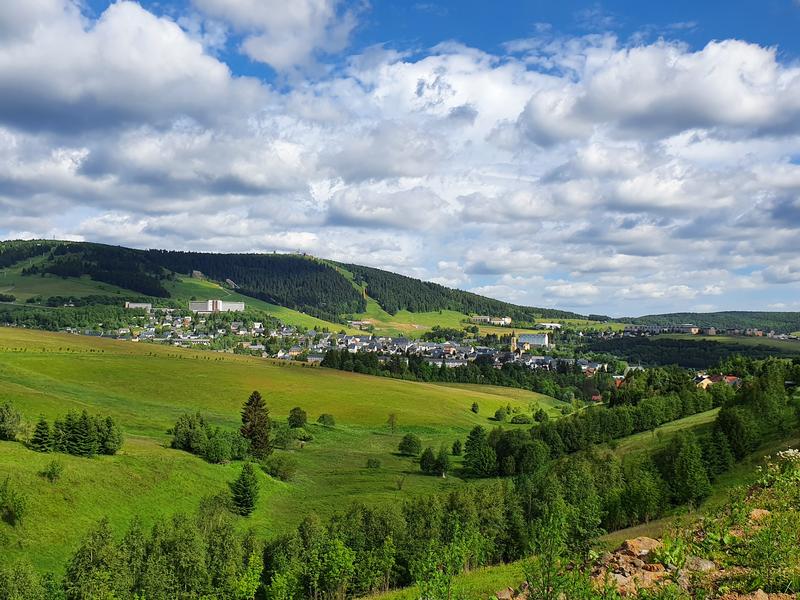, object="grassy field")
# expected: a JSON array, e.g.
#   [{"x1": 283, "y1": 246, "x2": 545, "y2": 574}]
[
  {"x1": 0, "y1": 258, "x2": 131, "y2": 302},
  {"x1": 611, "y1": 408, "x2": 720, "y2": 455},
  {"x1": 658, "y1": 333, "x2": 800, "y2": 352},
  {"x1": 0, "y1": 327, "x2": 550, "y2": 572}
]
